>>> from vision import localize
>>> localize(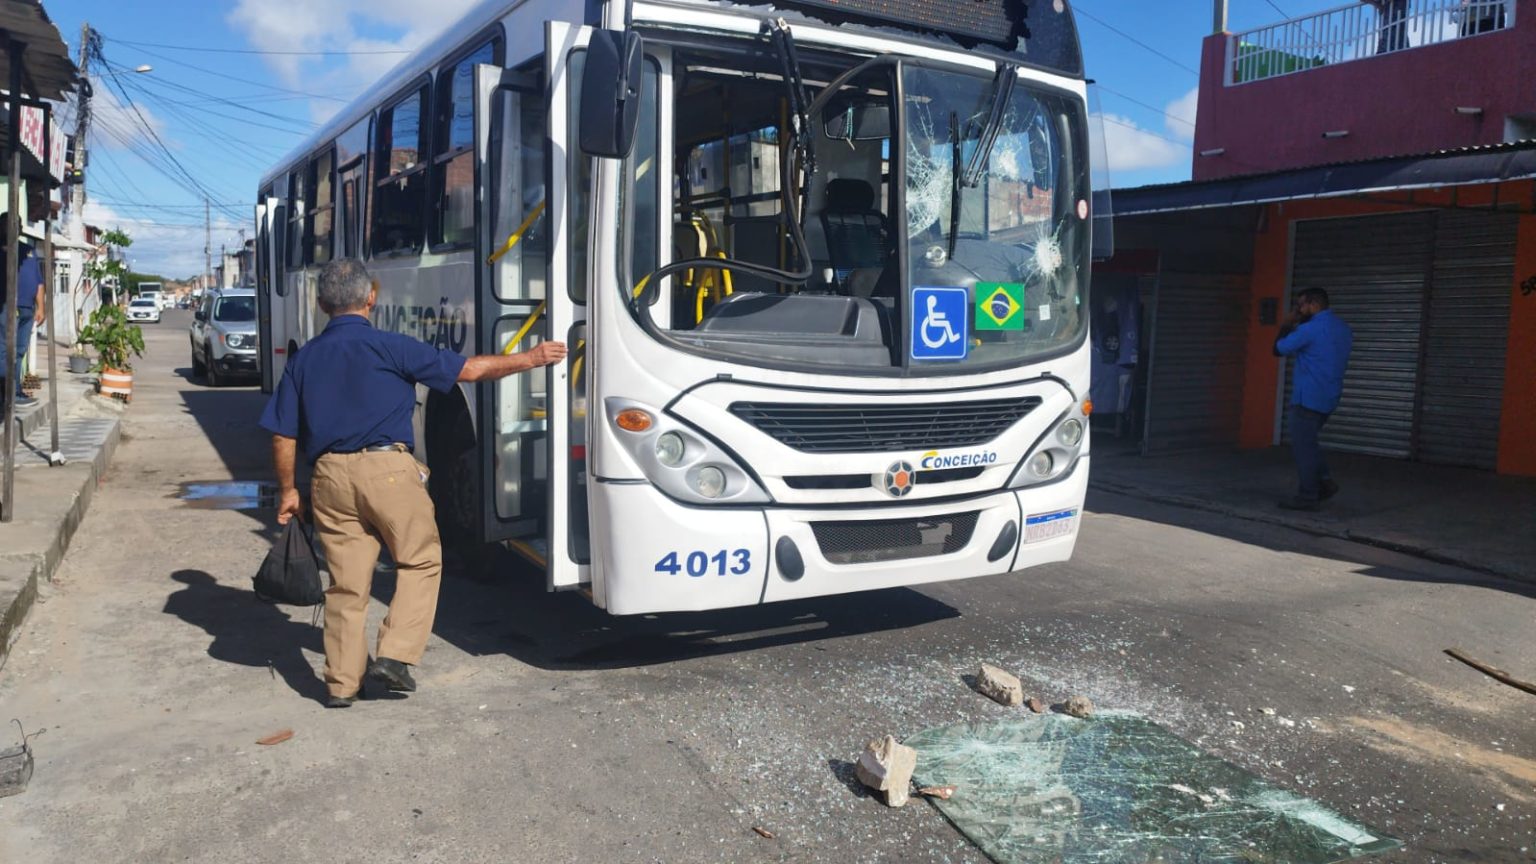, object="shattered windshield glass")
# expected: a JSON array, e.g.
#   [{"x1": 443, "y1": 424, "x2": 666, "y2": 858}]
[{"x1": 904, "y1": 66, "x2": 1087, "y2": 368}]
